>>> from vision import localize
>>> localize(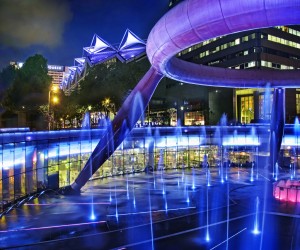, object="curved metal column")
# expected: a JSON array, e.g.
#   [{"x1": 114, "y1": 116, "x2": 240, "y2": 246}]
[
  {"x1": 68, "y1": 67, "x2": 163, "y2": 192},
  {"x1": 270, "y1": 88, "x2": 285, "y2": 170}
]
